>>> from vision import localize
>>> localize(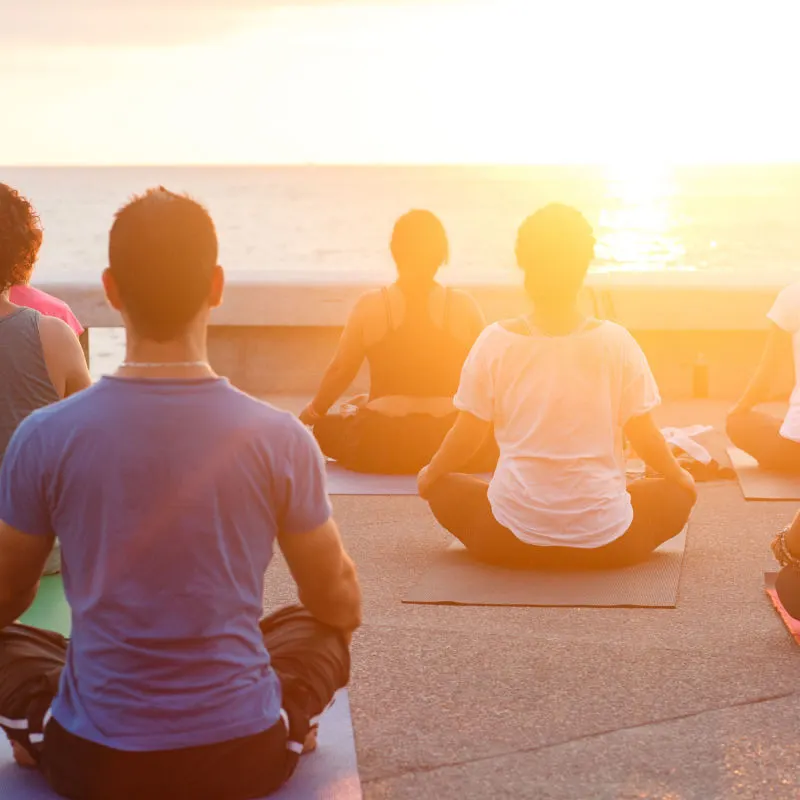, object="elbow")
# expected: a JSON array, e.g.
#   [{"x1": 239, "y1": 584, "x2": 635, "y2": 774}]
[
  {"x1": 340, "y1": 604, "x2": 363, "y2": 633},
  {"x1": 338, "y1": 568, "x2": 363, "y2": 631}
]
